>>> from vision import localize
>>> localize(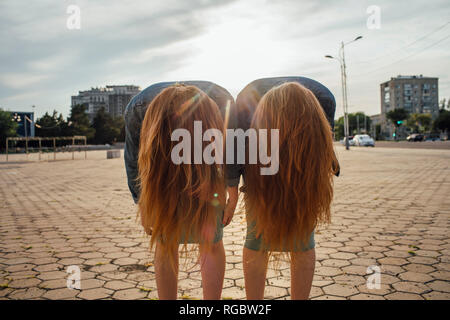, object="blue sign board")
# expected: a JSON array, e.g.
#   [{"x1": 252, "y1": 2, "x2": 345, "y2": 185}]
[{"x1": 10, "y1": 111, "x2": 35, "y2": 137}]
